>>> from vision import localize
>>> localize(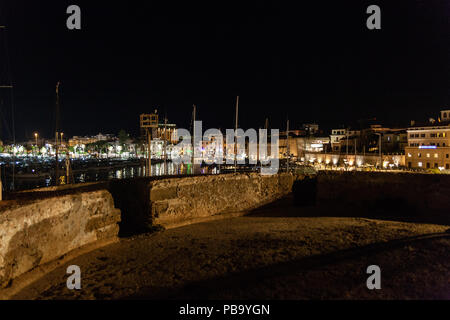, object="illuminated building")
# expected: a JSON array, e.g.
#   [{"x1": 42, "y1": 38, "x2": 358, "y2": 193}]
[
  {"x1": 68, "y1": 133, "x2": 116, "y2": 147},
  {"x1": 405, "y1": 110, "x2": 450, "y2": 169}
]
